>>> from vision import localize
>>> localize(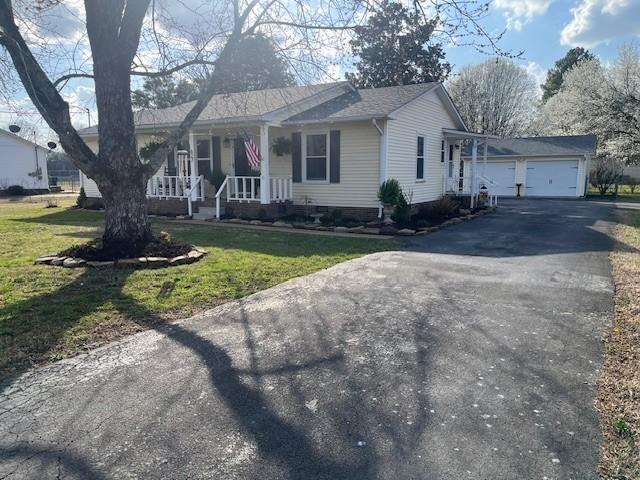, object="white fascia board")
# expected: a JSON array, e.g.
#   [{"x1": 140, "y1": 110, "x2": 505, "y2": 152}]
[
  {"x1": 282, "y1": 114, "x2": 389, "y2": 126},
  {"x1": 436, "y1": 85, "x2": 468, "y2": 132}
]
